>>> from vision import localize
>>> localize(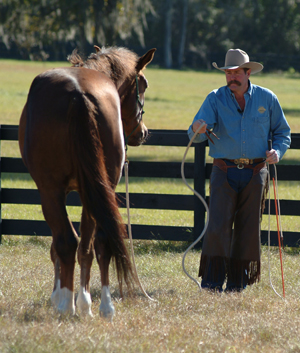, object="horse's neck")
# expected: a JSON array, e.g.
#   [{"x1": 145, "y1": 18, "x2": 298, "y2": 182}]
[{"x1": 116, "y1": 76, "x2": 133, "y2": 100}]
